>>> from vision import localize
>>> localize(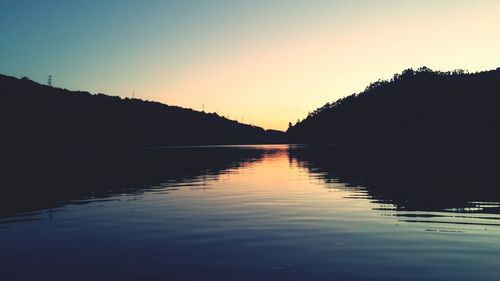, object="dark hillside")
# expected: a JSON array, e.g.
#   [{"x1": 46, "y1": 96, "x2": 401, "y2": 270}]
[
  {"x1": 287, "y1": 67, "x2": 500, "y2": 146},
  {"x1": 0, "y1": 74, "x2": 283, "y2": 148}
]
